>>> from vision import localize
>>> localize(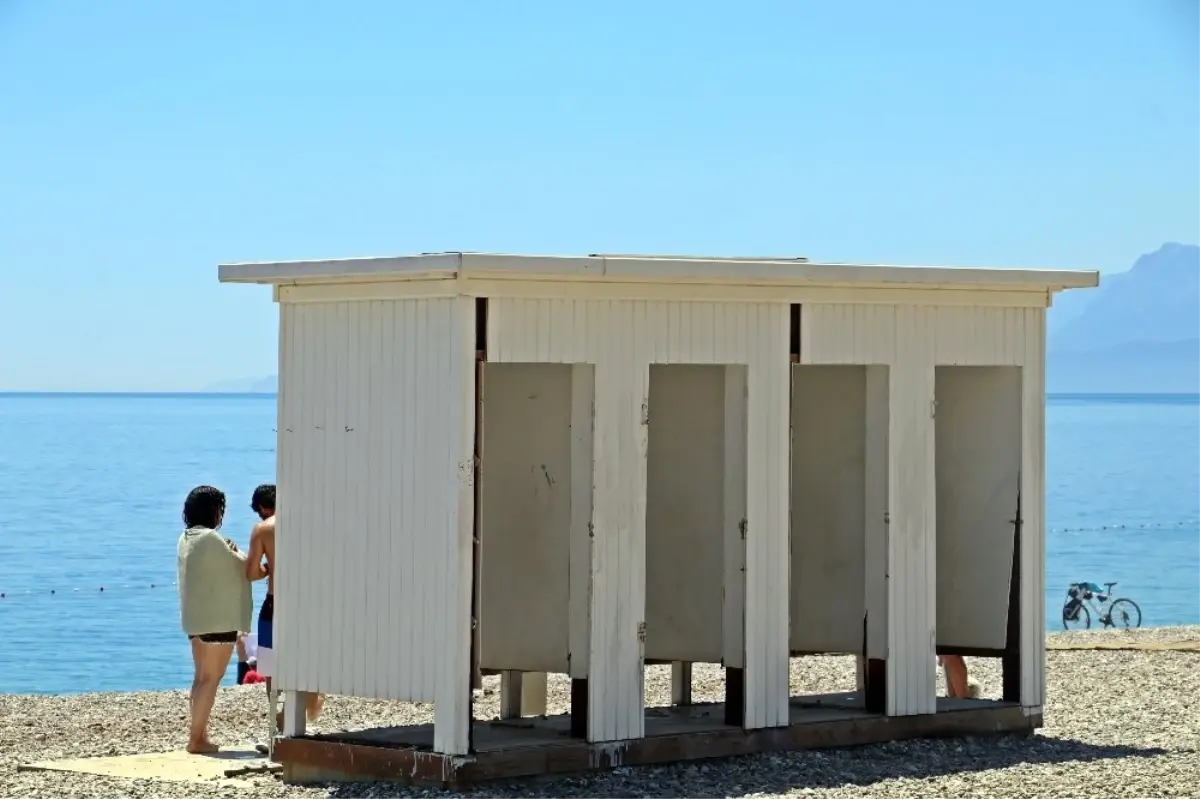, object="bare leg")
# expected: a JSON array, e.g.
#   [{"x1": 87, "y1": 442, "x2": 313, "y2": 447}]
[
  {"x1": 306, "y1": 693, "x2": 325, "y2": 722},
  {"x1": 941, "y1": 655, "x2": 970, "y2": 699},
  {"x1": 265, "y1": 677, "x2": 284, "y2": 732},
  {"x1": 188, "y1": 640, "x2": 233, "y2": 754}
]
